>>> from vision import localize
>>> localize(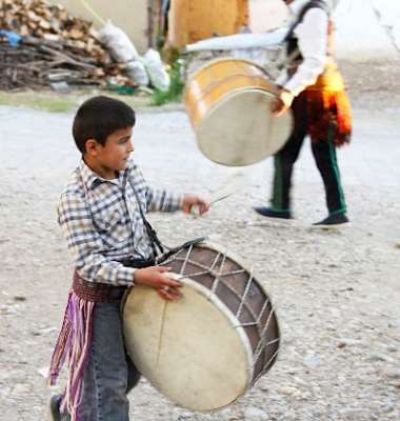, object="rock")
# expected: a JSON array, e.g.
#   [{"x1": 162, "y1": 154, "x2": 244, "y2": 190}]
[
  {"x1": 336, "y1": 338, "x2": 361, "y2": 347},
  {"x1": 11, "y1": 383, "x2": 31, "y2": 395},
  {"x1": 37, "y1": 366, "x2": 49, "y2": 378},
  {"x1": 382, "y1": 368, "x2": 400, "y2": 380},
  {"x1": 303, "y1": 354, "x2": 321, "y2": 368},
  {"x1": 339, "y1": 407, "x2": 373, "y2": 419},
  {"x1": 244, "y1": 407, "x2": 269, "y2": 420},
  {"x1": 385, "y1": 345, "x2": 398, "y2": 353},
  {"x1": 368, "y1": 353, "x2": 395, "y2": 363},
  {"x1": 278, "y1": 386, "x2": 302, "y2": 398}
]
